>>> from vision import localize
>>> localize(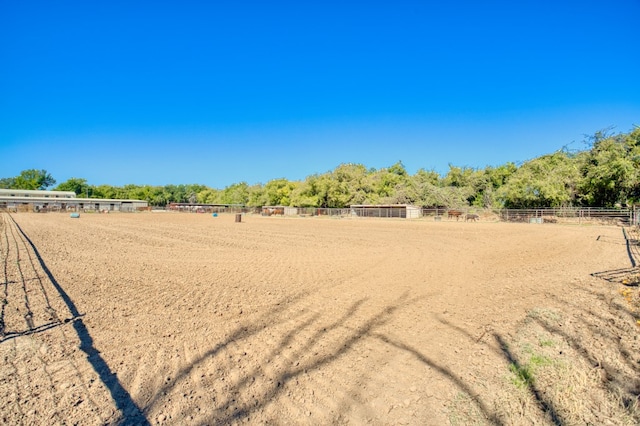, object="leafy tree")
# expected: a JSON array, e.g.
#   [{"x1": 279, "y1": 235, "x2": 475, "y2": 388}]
[
  {"x1": 368, "y1": 162, "x2": 411, "y2": 203},
  {"x1": 197, "y1": 188, "x2": 220, "y2": 204},
  {"x1": 441, "y1": 165, "x2": 492, "y2": 207},
  {"x1": 497, "y1": 152, "x2": 581, "y2": 208},
  {"x1": 289, "y1": 179, "x2": 320, "y2": 207},
  {"x1": 336, "y1": 163, "x2": 375, "y2": 205},
  {"x1": 302, "y1": 164, "x2": 371, "y2": 208},
  {"x1": 485, "y1": 163, "x2": 517, "y2": 189},
  {"x1": 443, "y1": 165, "x2": 473, "y2": 188},
  {"x1": 413, "y1": 169, "x2": 441, "y2": 186},
  {"x1": 55, "y1": 177, "x2": 90, "y2": 196},
  {"x1": 0, "y1": 177, "x2": 16, "y2": 189},
  {"x1": 219, "y1": 182, "x2": 250, "y2": 205},
  {"x1": 262, "y1": 178, "x2": 297, "y2": 206},
  {"x1": 12, "y1": 169, "x2": 56, "y2": 190},
  {"x1": 579, "y1": 128, "x2": 640, "y2": 206},
  {"x1": 246, "y1": 184, "x2": 265, "y2": 207},
  {"x1": 91, "y1": 184, "x2": 118, "y2": 199},
  {"x1": 162, "y1": 184, "x2": 188, "y2": 203},
  {"x1": 147, "y1": 186, "x2": 169, "y2": 206},
  {"x1": 410, "y1": 169, "x2": 443, "y2": 207}
]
